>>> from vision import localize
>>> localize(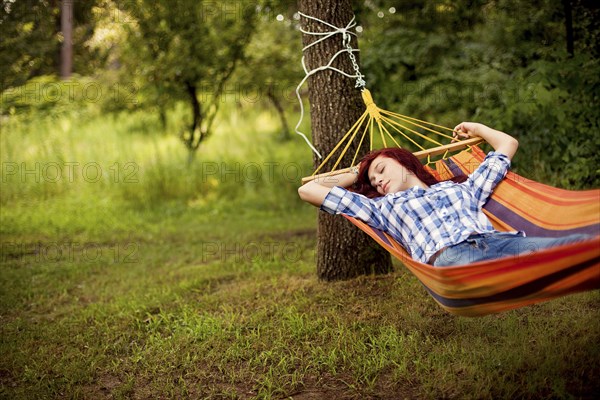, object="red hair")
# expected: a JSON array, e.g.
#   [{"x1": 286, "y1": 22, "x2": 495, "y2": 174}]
[{"x1": 352, "y1": 148, "x2": 467, "y2": 198}]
